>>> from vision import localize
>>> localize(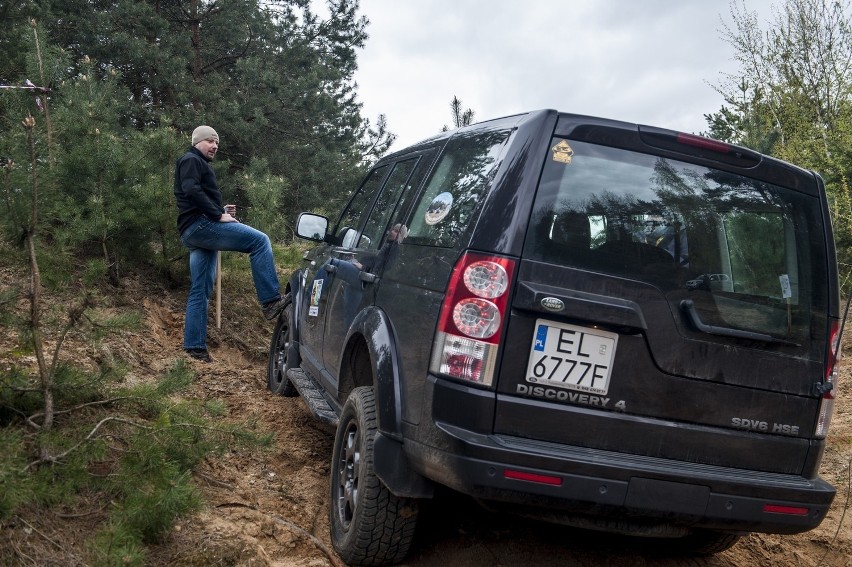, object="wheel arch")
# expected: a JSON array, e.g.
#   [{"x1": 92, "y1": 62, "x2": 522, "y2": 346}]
[
  {"x1": 282, "y1": 273, "x2": 301, "y2": 370},
  {"x1": 339, "y1": 306, "x2": 404, "y2": 439},
  {"x1": 338, "y1": 311, "x2": 435, "y2": 499},
  {"x1": 286, "y1": 271, "x2": 300, "y2": 338}
]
